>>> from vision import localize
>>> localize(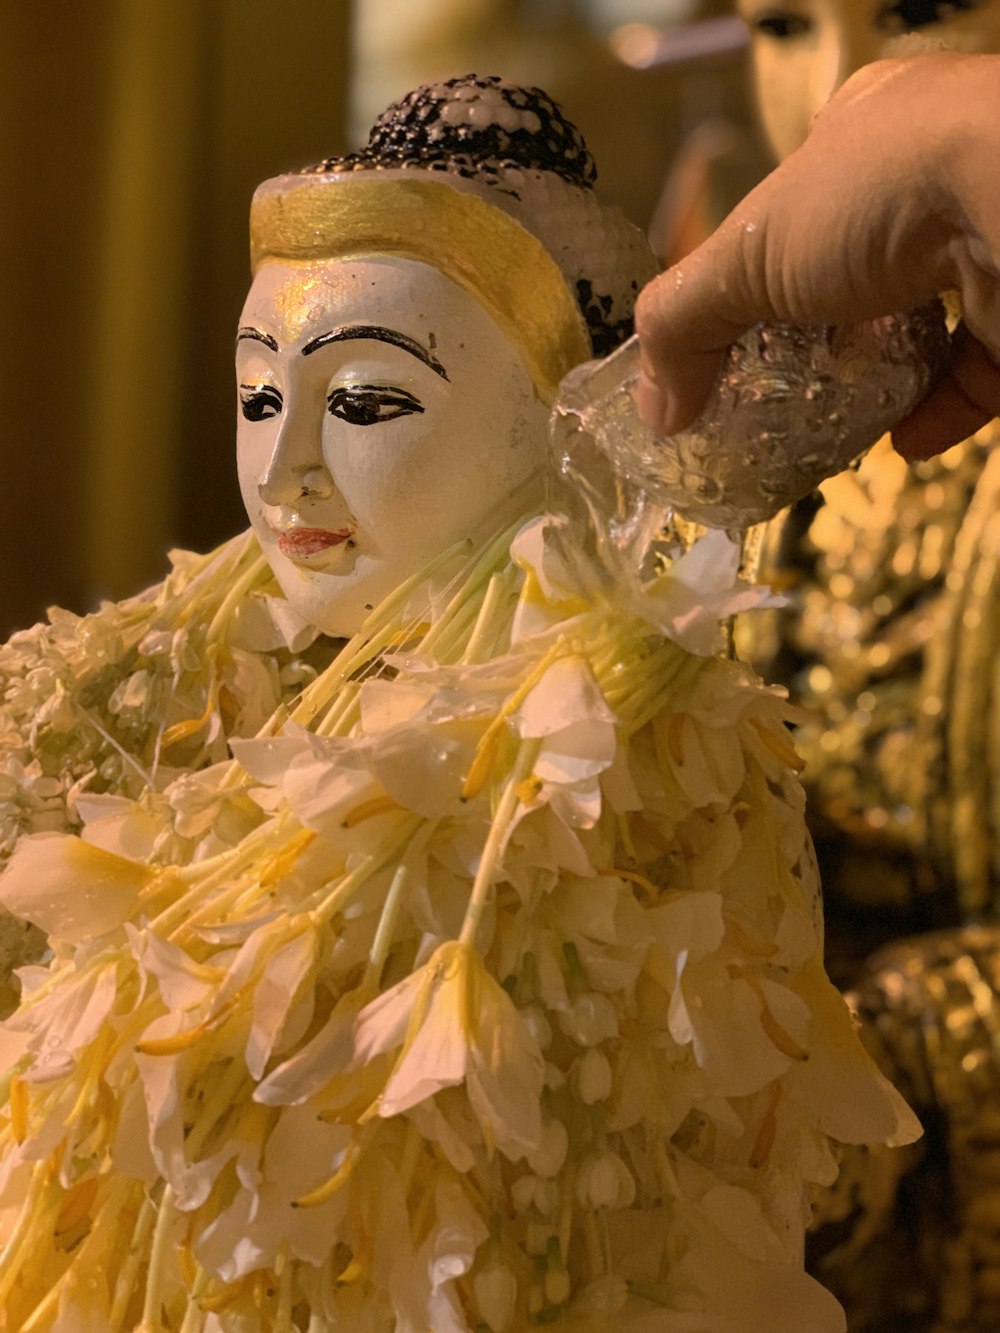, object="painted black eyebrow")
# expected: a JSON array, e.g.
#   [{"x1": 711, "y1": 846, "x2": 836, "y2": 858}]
[
  {"x1": 300, "y1": 324, "x2": 449, "y2": 382},
  {"x1": 237, "y1": 326, "x2": 279, "y2": 352}
]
